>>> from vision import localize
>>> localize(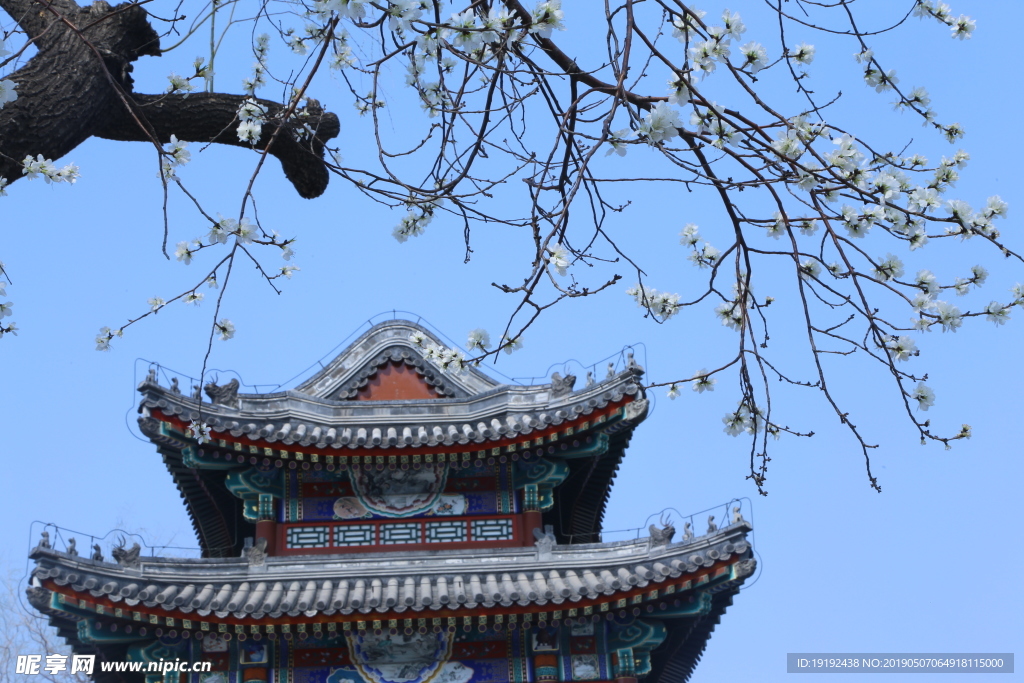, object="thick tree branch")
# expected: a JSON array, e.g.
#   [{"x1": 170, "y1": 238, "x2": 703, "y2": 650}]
[
  {"x1": 96, "y1": 93, "x2": 341, "y2": 199},
  {"x1": 0, "y1": 0, "x2": 339, "y2": 197}
]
